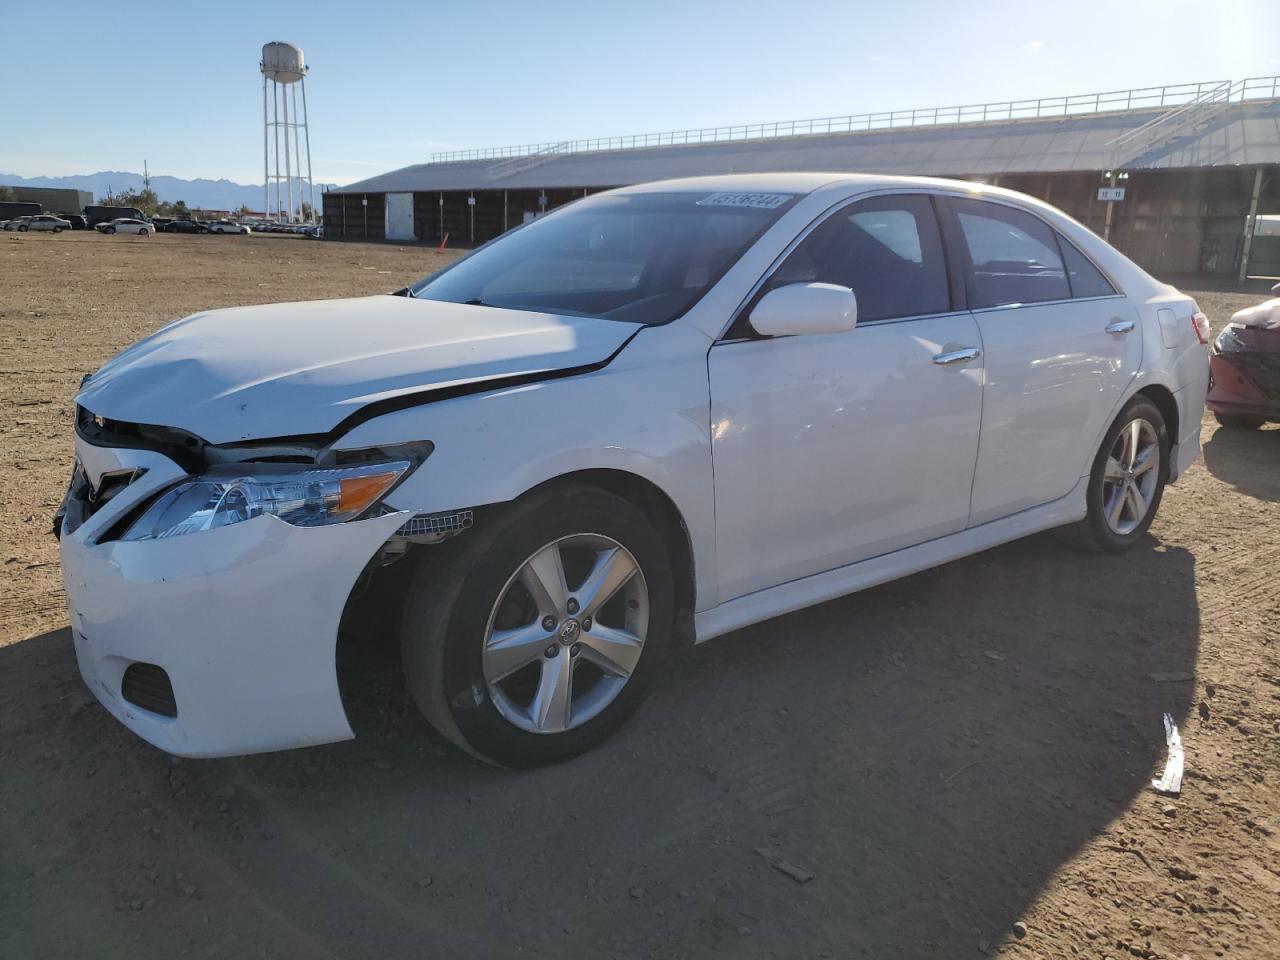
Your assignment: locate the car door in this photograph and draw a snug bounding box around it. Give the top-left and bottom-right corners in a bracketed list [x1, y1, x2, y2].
[708, 193, 984, 601]
[941, 196, 1141, 526]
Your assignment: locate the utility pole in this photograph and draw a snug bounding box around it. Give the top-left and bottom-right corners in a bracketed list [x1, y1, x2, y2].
[1103, 171, 1118, 243]
[1238, 167, 1265, 284]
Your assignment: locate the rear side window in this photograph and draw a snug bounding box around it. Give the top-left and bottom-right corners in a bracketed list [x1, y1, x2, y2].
[767, 194, 950, 322]
[952, 199, 1070, 308]
[1058, 238, 1117, 298]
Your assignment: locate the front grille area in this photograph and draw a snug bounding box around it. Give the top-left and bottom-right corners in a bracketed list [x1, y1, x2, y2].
[76, 405, 207, 473]
[121, 662, 177, 718]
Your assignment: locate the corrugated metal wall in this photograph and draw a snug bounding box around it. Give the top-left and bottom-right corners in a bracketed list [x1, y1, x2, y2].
[322, 171, 1278, 279]
[320, 192, 386, 241]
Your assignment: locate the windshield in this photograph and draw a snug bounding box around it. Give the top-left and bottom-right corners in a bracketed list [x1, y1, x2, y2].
[409, 190, 797, 325]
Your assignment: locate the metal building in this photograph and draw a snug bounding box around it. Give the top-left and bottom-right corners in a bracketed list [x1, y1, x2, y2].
[324, 77, 1280, 281]
[0, 186, 93, 215]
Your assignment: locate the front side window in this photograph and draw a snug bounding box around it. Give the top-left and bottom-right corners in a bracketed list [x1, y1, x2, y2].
[952, 198, 1070, 308]
[411, 191, 797, 326]
[763, 194, 950, 323]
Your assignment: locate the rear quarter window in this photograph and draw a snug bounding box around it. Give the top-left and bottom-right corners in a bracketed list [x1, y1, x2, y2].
[952, 199, 1071, 308]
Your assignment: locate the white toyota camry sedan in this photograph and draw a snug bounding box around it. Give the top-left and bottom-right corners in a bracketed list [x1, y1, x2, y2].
[58, 174, 1210, 765]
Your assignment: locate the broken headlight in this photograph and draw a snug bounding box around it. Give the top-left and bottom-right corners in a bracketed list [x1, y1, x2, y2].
[119, 461, 411, 542]
[1213, 323, 1248, 354]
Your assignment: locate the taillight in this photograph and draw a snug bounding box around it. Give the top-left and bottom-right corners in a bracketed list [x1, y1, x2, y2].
[1191, 311, 1210, 345]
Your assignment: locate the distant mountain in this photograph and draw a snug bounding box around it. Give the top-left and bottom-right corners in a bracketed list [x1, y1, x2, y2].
[0, 171, 339, 210]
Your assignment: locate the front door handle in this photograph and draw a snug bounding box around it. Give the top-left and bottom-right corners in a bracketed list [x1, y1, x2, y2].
[1106, 319, 1136, 334]
[933, 347, 981, 365]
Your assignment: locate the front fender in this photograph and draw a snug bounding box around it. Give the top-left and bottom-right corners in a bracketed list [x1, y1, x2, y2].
[333, 324, 720, 610]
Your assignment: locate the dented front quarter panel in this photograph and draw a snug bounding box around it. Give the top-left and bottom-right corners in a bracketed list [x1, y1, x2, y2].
[335, 321, 722, 611]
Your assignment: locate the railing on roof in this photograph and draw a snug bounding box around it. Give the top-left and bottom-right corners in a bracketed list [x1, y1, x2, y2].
[425, 76, 1280, 167]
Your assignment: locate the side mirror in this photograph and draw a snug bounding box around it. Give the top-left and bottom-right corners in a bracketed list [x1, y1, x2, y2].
[749, 282, 858, 337]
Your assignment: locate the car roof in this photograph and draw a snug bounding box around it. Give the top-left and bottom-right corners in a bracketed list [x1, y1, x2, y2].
[608, 171, 1054, 203]
[611, 172, 996, 196]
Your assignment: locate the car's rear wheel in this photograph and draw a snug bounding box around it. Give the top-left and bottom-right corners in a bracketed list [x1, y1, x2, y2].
[1214, 411, 1265, 430]
[1073, 396, 1169, 553]
[401, 483, 674, 767]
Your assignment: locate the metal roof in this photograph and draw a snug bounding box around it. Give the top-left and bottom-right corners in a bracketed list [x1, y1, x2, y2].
[333, 91, 1280, 196]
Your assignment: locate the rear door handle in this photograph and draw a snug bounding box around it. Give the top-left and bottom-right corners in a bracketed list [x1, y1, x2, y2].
[933, 347, 981, 365]
[1105, 319, 1136, 334]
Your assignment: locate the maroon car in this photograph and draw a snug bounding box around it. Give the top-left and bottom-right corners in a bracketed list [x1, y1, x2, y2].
[1208, 282, 1280, 429]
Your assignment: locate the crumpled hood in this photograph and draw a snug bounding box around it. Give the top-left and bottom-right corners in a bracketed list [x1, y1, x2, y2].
[77, 295, 639, 444]
[1230, 297, 1280, 331]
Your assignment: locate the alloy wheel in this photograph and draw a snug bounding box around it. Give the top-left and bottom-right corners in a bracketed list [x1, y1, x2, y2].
[482, 533, 649, 735]
[1102, 418, 1160, 535]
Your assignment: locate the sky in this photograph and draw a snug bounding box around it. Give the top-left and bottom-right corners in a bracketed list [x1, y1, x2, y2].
[2, 0, 1278, 186]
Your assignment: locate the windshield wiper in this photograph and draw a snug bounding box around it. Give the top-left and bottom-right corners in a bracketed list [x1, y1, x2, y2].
[461, 297, 489, 306]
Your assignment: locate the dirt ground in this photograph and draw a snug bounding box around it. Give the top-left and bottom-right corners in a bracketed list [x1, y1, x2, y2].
[2, 230, 1277, 959]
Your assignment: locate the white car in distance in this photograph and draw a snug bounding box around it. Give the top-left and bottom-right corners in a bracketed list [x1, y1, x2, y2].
[208, 219, 251, 235]
[59, 174, 1210, 766]
[20, 214, 72, 233]
[101, 218, 155, 236]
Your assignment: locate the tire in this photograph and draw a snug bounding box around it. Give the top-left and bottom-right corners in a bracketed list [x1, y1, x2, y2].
[138, 228, 148, 236]
[53, 226, 63, 233]
[17, 225, 27, 232]
[1214, 412, 1265, 430]
[1072, 396, 1170, 553]
[106, 227, 115, 234]
[401, 483, 675, 767]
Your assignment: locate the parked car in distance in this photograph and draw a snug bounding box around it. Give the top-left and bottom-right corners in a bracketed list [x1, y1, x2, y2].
[100, 218, 155, 236]
[61, 214, 88, 230]
[4, 216, 33, 231]
[1207, 280, 1280, 429]
[208, 219, 250, 235]
[163, 219, 210, 234]
[59, 173, 1210, 766]
[84, 205, 150, 229]
[22, 214, 73, 233]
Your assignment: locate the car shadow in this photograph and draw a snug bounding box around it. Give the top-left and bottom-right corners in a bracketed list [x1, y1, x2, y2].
[1201, 421, 1280, 501]
[2, 533, 1199, 959]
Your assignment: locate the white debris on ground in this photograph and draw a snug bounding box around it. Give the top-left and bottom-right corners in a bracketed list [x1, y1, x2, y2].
[1152, 712, 1184, 796]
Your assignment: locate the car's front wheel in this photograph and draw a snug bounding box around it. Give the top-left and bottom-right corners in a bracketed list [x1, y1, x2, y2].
[1074, 396, 1169, 553]
[401, 483, 674, 767]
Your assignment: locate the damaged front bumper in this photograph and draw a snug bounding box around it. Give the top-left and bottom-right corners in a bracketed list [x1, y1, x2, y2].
[1207, 329, 1280, 422]
[58, 441, 407, 758]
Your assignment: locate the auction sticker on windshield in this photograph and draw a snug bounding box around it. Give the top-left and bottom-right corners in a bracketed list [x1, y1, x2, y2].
[696, 192, 793, 209]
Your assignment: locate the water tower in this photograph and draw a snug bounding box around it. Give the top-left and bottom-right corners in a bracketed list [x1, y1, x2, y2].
[261, 42, 315, 223]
